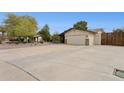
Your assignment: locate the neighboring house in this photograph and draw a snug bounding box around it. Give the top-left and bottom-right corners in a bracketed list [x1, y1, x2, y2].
[34, 35, 43, 43]
[60, 28, 103, 46]
[0, 32, 8, 42]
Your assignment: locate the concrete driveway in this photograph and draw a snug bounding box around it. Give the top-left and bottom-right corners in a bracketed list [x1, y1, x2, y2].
[0, 44, 124, 81]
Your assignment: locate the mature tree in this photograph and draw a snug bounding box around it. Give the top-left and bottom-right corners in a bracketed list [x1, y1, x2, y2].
[4, 14, 20, 37]
[14, 16, 37, 37]
[4, 14, 37, 39]
[113, 28, 124, 32]
[38, 24, 51, 42]
[52, 32, 61, 43]
[73, 21, 88, 30]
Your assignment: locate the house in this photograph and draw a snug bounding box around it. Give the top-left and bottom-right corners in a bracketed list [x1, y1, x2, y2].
[0, 32, 8, 43]
[60, 28, 103, 46]
[34, 35, 43, 43]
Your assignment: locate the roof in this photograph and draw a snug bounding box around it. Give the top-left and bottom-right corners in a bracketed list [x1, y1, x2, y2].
[60, 28, 96, 36]
[34, 35, 41, 37]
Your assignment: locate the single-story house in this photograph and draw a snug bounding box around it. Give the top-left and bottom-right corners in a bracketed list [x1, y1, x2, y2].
[34, 35, 43, 43]
[60, 28, 103, 46]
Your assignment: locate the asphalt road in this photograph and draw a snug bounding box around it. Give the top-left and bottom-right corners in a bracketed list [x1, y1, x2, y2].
[0, 44, 124, 81]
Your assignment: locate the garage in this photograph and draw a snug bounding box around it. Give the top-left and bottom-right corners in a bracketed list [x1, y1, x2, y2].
[62, 28, 101, 45]
[60, 28, 103, 45]
[65, 35, 86, 45]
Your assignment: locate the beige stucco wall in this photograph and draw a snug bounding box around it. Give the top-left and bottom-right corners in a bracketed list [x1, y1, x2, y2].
[65, 29, 95, 45]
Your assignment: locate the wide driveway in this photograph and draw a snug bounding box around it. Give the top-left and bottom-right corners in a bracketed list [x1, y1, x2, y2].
[0, 44, 124, 81]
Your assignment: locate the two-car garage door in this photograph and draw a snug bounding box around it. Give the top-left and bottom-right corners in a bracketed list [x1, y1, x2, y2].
[65, 35, 86, 45]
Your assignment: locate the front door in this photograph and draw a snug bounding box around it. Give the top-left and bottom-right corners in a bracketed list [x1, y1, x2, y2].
[85, 39, 89, 45]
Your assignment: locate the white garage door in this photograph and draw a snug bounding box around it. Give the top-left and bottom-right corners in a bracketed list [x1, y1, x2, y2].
[67, 35, 85, 45]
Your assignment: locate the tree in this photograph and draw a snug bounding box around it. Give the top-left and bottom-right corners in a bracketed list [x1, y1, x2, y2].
[38, 24, 51, 42]
[3, 14, 37, 42]
[52, 32, 61, 43]
[4, 14, 20, 37]
[73, 21, 88, 30]
[14, 16, 37, 37]
[113, 28, 124, 32]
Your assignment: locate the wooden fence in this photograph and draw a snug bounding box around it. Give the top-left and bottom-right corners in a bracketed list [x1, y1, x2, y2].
[101, 32, 124, 46]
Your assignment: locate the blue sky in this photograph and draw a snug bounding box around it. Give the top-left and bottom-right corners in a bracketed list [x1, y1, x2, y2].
[0, 12, 124, 34]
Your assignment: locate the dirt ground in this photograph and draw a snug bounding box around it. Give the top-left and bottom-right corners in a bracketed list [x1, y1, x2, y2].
[0, 44, 124, 81]
[0, 43, 49, 50]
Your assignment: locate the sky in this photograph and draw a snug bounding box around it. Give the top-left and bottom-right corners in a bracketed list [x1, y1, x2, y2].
[0, 12, 124, 34]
